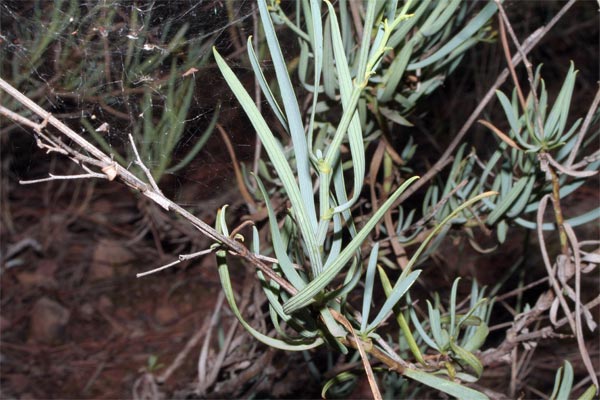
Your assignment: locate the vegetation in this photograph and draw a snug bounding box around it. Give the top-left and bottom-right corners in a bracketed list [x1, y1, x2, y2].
[1, 0, 598, 398]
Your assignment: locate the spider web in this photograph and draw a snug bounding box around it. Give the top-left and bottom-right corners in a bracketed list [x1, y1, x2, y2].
[1, 0, 269, 213]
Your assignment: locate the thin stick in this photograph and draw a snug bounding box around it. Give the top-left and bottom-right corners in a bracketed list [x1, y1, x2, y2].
[0, 105, 41, 131]
[496, 0, 545, 140]
[330, 309, 382, 400]
[0, 77, 298, 296]
[136, 258, 183, 278]
[566, 85, 600, 167]
[196, 296, 224, 394]
[157, 317, 210, 385]
[481, 294, 600, 366]
[136, 248, 214, 278]
[128, 133, 162, 195]
[536, 195, 576, 333]
[216, 123, 256, 208]
[563, 223, 598, 389]
[495, 7, 527, 114]
[179, 248, 214, 261]
[19, 172, 108, 185]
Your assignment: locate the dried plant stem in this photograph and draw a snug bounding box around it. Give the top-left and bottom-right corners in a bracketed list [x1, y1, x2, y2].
[537, 195, 575, 333]
[157, 297, 219, 385]
[546, 163, 569, 255]
[566, 85, 600, 167]
[216, 123, 257, 209]
[0, 76, 298, 296]
[564, 223, 598, 389]
[19, 172, 108, 184]
[330, 309, 382, 400]
[496, 0, 545, 139]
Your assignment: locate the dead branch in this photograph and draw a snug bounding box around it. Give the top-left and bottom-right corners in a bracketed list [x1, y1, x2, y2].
[0, 77, 297, 296]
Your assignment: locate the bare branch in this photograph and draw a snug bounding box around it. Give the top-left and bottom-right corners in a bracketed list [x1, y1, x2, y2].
[19, 172, 108, 185]
[136, 248, 214, 278]
[566, 84, 600, 167]
[0, 105, 41, 131]
[128, 133, 163, 195]
[0, 77, 298, 296]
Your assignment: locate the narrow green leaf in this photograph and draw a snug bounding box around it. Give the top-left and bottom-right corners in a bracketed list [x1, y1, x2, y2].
[463, 322, 489, 352]
[380, 40, 415, 102]
[506, 175, 535, 218]
[353, 0, 376, 81]
[217, 250, 323, 351]
[450, 278, 461, 338]
[378, 266, 426, 364]
[576, 384, 598, 400]
[323, 212, 344, 269]
[419, 0, 452, 36]
[428, 300, 445, 349]
[379, 105, 414, 126]
[495, 90, 523, 143]
[555, 361, 574, 400]
[360, 243, 380, 332]
[306, 0, 323, 151]
[247, 37, 288, 132]
[366, 270, 421, 332]
[449, 339, 483, 378]
[322, 15, 337, 99]
[408, 1, 498, 70]
[255, 176, 306, 290]
[213, 47, 322, 275]
[389, 0, 431, 48]
[422, 0, 462, 37]
[403, 368, 489, 400]
[321, 372, 356, 399]
[324, 0, 365, 214]
[409, 306, 439, 351]
[214, 209, 323, 351]
[257, 0, 318, 235]
[283, 176, 420, 314]
[550, 364, 564, 400]
[486, 176, 529, 225]
[544, 62, 577, 140]
[496, 219, 508, 243]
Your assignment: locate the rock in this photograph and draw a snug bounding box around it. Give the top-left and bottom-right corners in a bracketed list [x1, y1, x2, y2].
[8, 373, 29, 393]
[16, 271, 57, 289]
[79, 303, 94, 321]
[0, 315, 10, 332]
[97, 295, 113, 311]
[155, 305, 178, 326]
[92, 239, 136, 265]
[29, 297, 70, 344]
[89, 239, 136, 281]
[88, 263, 114, 281]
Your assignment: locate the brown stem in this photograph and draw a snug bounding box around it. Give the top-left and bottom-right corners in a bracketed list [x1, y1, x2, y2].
[546, 161, 569, 255]
[0, 77, 298, 296]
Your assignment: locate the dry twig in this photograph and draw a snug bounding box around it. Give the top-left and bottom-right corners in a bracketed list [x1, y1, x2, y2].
[0, 76, 297, 296]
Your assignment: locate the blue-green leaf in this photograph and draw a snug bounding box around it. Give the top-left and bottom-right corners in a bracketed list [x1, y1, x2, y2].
[360, 242, 380, 333]
[257, 0, 318, 236]
[366, 270, 421, 332]
[213, 46, 323, 276]
[283, 176, 420, 313]
[403, 368, 489, 400]
[408, 1, 498, 70]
